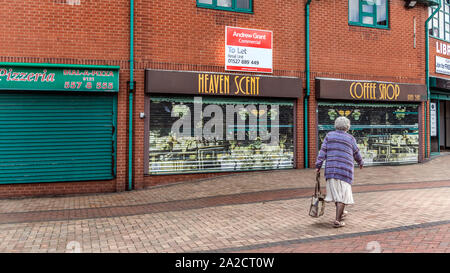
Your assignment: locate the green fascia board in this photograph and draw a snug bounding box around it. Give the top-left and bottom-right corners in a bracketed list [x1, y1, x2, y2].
[429, 77, 450, 93]
[0, 63, 120, 92]
[430, 93, 450, 100]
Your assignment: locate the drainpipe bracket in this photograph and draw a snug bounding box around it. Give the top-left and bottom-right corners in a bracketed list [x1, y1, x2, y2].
[127, 81, 136, 93]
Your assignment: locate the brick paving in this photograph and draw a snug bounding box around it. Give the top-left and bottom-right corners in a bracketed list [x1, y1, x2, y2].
[236, 223, 450, 253]
[0, 155, 449, 253]
[0, 154, 449, 214]
[0, 179, 449, 225]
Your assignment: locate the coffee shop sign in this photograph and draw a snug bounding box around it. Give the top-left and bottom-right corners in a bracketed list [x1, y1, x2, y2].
[349, 82, 401, 101]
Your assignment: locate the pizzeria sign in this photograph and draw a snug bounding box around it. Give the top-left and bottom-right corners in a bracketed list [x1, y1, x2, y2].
[0, 63, 119, 92]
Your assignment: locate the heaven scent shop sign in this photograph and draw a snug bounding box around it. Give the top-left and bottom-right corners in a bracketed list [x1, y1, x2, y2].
[225, 26, 273, 73]
[0, 63, 119, 92]
[315, 78, 427, 102]
[145, 70, 301, 98]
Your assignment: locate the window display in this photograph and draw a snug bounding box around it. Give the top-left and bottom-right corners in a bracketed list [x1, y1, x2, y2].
[148, 96, 294, 174]
[318, 102, 419, 165]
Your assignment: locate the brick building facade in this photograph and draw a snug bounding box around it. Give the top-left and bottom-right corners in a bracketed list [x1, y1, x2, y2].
[0, 0, 130, 197]
[0, 0, 439, 197]
[308, 0, 429, 168]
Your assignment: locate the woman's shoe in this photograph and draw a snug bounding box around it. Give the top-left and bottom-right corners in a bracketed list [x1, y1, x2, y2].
[333, 220, 346, 228]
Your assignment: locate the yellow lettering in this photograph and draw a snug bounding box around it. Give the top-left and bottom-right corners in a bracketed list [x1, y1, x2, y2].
[209, 75, 215, 93]
[354, 82, 363, 99]
[219, 75, 223, 94]
[387, 84, 395, 100]
[204, 74, 209, 93]
[198, 74, 204, 93]
[363, 83, 368, 99]
[379, 84, 385, 100]
[213, 75, 220, 94]
[234, 76, 240, 95]
[372, 83, 376, 99]
[245, 77, 250, 95]
[239, 77, 246, 95]
[224, 76, 229, 94]
[395, 85, 400, 100]
[250, 77, 256, 95]
[256, 77, 260, 95]
[349, 82, 356, 98]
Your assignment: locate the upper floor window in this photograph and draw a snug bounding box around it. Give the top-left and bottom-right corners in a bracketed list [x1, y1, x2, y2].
[197, 0, 253, 13]
[429, 1, 450, 41]
[349, 0, 388, 29]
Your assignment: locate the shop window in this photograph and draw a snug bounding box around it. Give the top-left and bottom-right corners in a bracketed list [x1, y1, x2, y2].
[146, 96, 294, 175]
[349, 0, 388, 29]
[318, 103, 419, 166]
[429, 1, 450, 41]
[197, 0, 253, 13]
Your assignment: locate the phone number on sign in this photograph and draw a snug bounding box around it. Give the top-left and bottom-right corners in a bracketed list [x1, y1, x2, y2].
[64, 81, 114, 90]
[227, 59, 260, 65]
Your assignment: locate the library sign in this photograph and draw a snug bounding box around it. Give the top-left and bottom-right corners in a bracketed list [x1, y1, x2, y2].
[315, 78, 427, 102]
[0, 63, 119, 92]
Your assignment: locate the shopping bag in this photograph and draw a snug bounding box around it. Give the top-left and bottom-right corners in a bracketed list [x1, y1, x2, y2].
[309, 172, 325, 218]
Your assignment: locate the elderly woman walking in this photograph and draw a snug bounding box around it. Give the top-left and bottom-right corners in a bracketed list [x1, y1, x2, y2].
[315, 116, 364, 228]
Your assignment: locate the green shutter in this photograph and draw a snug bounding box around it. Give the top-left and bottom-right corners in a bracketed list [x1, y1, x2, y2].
[0, 92, 115, 184]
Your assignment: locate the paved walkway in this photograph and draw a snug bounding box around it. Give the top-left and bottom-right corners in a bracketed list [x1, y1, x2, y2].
[0, 155, 449, 253]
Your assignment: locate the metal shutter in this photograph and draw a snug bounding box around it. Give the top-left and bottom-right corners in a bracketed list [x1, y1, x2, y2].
[0, 92, 115, 184]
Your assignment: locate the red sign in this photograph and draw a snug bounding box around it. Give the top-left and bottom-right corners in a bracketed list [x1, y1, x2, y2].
[225, 27, 273, 73]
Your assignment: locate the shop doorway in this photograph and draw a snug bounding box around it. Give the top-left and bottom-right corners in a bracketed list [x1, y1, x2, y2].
[431, 100, 450, 153]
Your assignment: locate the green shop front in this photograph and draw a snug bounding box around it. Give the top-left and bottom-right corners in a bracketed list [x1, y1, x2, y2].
[429, 76, 450, 153]
[0, 63, 119, 184]
[315, 78, 427, 166]
[144, 70, 302, 175]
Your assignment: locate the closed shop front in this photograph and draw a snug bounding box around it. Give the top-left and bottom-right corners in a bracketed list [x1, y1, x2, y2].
[144, 70, 301, 175]
[0, 63, 119, 184]
[315, 78, 427, 166]
[430, 76, 450, 153]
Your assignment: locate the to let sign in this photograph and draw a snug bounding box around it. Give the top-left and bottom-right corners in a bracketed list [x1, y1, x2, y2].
[225, 26, 273, 73]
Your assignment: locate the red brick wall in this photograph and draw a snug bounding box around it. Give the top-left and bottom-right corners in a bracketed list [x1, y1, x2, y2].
[0, 0, 130, 197]
[308, 0, 428, 167]
[0, 0, 433, 196]
[133, 0, 307, 188]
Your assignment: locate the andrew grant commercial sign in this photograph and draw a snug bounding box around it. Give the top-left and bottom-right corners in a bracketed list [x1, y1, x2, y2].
[225, 27, 273, 73]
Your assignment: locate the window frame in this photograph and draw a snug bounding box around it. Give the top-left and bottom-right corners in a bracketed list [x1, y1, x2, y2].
[348, 0, 389, 30]
[429, 1, 450, 42]
[196, 0, 253, 14]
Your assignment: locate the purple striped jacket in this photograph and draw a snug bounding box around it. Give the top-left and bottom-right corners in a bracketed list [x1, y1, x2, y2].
[315, 130, 364, 184]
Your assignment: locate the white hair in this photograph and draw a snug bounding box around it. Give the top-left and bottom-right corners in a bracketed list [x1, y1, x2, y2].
[335, 116, 351, 131]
